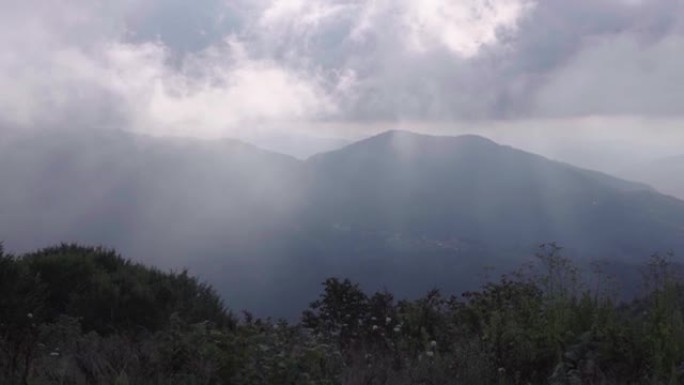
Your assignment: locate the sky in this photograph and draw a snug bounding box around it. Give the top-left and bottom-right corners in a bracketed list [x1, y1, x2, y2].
[1, 0, 683, 151]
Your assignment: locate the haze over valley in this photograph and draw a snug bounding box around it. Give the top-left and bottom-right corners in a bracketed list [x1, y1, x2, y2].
[2, 128, 683, 316]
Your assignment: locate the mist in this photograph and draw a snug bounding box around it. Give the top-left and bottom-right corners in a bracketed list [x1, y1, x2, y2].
[2, 0, 684, 317]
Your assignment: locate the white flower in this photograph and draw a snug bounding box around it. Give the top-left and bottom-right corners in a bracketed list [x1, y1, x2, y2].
[50, 352, 60, 357]
[426, 351, 434, 357]
[372, 325, 379, 331]
[430, 340, 437, 348]
[385, 317, 392, 324]
[27, 313, 33, 319]
[393, 326, 401, 332]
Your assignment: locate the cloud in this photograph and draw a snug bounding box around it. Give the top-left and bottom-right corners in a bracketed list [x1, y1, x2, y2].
[240, 0, 535, 121]
[1, 0, 683, 139]
[533, 33, 684, 117]
[237, 0, 684, 122]
[120, 38, 338, 137]
[401, 0, 533, 56]
[0, 1, 337, 138]
[252, 0, 532, 57]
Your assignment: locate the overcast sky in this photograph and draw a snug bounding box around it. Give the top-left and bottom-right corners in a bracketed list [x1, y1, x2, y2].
[1, 0, 683, 146]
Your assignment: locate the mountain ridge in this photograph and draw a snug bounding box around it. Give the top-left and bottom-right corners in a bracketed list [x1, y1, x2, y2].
[1, 129, 683, 316]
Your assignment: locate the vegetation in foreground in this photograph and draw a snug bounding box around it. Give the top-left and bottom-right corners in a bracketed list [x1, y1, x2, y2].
[1, 243, 684, 385]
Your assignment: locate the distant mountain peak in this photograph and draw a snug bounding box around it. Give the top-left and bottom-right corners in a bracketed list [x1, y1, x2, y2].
[370, 130, 497, 145]
[308, 130, 502, 164]
[358, 130, 501, 150]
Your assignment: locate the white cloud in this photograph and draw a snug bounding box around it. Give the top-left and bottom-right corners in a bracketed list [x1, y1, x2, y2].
[402, 0, 533, 56]
[534, 33, 684, 117]
[1, 0, 684, 139]
[0, 0, 537, 136]
[92, 37, 336, 137]
[0, 1, 338, 137]
[252, 0, 532, 57]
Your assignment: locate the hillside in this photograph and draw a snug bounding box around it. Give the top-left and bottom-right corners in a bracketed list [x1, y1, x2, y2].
[306, 131, 683, 257]
[2, 130, 684, 316]
[618, 154, 684, 200]
[0, 129, 305, 256]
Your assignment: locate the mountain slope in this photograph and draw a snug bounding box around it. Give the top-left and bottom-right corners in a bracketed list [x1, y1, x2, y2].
[306, 130, 684, 259]
[0, 130, 306, 262]
[2, 129, 684, 317]
[617, 154, 684, 200]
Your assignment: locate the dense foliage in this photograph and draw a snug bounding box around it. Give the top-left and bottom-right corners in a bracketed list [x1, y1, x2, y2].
[1, 243, 684, 384]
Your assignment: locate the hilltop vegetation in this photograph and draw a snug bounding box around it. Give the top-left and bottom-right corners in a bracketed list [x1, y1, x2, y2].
[2, 243, 684, 384]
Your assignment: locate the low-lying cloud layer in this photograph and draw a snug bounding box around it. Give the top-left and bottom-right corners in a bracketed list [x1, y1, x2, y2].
[1, 0, 683, 139]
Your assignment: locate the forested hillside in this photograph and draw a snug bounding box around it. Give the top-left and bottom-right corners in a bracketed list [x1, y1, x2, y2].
[2, 243, 684, 385]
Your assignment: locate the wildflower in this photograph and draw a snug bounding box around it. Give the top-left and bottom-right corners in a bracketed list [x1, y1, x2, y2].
[372, 325, 379, 331]
[393, 326, 401, 333]
[27, 313, 33, 319]
[50, 352, 60, 357]
[426, 351, 434, 357]
[385, 317, 392, 324]
[430, 340, 437, 348]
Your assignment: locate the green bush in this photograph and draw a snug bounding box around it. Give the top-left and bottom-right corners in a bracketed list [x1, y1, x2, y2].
[2, 243, 684, 384]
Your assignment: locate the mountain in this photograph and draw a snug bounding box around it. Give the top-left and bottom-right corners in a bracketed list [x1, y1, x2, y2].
[237, 131, 351, 159]
[0, 130, 308, 296]
[616, 154, 684, 200]
[297, 131, 684, 303]
[2, 129, 684, 316]
[306, 130, 681, 257]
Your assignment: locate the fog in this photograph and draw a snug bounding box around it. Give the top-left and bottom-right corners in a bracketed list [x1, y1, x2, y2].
[2, 123, 682, 317]
[1, 0, 684, 316]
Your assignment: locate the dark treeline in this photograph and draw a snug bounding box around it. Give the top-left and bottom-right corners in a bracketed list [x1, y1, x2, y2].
[1, 243, 684, 385]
